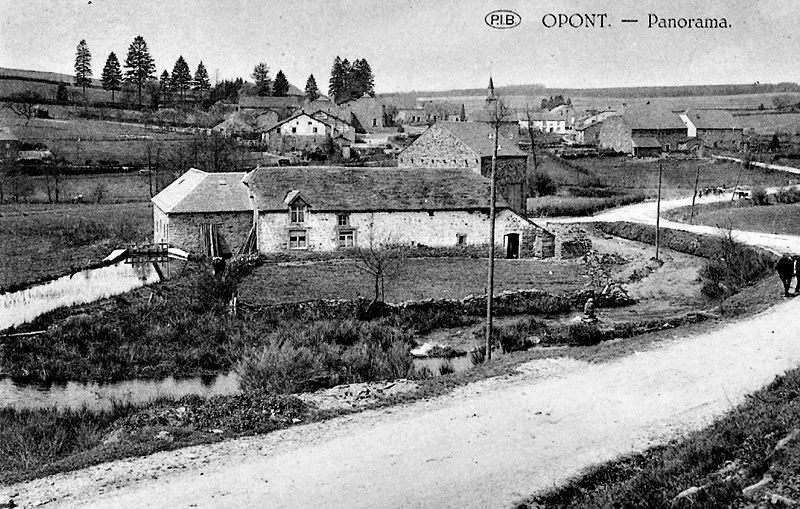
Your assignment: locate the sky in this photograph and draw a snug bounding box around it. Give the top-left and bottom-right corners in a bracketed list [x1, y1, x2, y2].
[0, 0, 797, 93]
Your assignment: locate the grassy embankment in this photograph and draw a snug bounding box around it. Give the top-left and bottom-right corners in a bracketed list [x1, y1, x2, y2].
[515, 366, 800, 508]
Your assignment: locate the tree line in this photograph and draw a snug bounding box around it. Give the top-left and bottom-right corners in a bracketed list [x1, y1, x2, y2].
[71, 38, 378, 109]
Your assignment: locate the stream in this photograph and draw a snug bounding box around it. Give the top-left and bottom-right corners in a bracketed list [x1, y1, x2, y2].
[0, 261, 162, 330]
[0, 373, 241, 411]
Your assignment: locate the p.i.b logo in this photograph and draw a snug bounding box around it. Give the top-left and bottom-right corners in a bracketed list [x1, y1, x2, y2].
[485, 10, 522, 29]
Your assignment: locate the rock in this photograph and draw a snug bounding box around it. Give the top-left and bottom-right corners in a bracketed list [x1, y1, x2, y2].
[769, 493, 797, 507]
[674, 486, 703, 501]
[291, 418, 302, 424]
[742, 475, 772, 499]
[102, 428, 124, 445]
[773, 428, 800, 454]
[156, 430, 173, 442]
[210, 429, 224, 434]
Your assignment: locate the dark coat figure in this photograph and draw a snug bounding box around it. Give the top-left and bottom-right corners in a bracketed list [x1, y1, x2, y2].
[776, 255, 799, 297]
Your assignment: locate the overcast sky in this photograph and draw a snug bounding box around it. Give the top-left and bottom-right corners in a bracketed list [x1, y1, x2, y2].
[0, 0, 796, 93]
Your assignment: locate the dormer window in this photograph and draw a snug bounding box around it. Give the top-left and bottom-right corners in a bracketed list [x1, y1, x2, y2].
[290, 204, 305, 223]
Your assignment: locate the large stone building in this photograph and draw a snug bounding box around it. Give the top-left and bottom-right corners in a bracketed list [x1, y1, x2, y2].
[397, 121, 529, 215]
[679, 109, 744, 151]
[152, 167, 554, 259]
[337, 93, 390, 132]
[599, 105, 688, 156]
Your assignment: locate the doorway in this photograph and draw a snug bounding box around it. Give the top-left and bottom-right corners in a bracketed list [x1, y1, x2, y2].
[505, 233, 520, 259]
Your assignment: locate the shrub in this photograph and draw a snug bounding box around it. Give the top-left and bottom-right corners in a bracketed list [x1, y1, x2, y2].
[528, 170, 559, 197]
[751, 187, 769, 206]
[438, 360, 455, 376]
[775, 187, 800, 204]
[474, 317, 548, 353]
[470, 345, 486, 365]
[567, 321, 603, 346]
[699, 229, 774, 298]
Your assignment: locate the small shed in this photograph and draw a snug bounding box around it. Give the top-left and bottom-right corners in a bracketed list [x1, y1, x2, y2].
[631, 137, 661, 158]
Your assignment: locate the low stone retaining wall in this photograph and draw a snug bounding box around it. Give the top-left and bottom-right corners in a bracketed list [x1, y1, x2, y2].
[240, 286, 635, 322]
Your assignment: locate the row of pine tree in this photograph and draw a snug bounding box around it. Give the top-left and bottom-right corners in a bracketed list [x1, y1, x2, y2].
[74, 36, 376, 108]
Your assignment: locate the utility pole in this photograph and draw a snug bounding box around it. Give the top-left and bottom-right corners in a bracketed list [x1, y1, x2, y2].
[690, 165, 700, 224]
[655, 162, 662, 261]
[485, 77, 499, 361]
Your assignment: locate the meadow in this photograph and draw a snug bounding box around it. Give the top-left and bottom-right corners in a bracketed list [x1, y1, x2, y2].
[239, 257, 587, 305]
[0, 201, 152, 291]
[666, 200, 800, 236]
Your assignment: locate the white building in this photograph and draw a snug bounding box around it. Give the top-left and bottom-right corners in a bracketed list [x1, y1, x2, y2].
[152, 167, 555, 259]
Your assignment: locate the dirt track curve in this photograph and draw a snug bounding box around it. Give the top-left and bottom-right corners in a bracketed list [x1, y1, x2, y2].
[5, 296, 800, 508]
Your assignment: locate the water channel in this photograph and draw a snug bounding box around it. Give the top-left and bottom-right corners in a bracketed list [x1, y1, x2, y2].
[0, 373, 241, 411]
[0, 261, 161, 330]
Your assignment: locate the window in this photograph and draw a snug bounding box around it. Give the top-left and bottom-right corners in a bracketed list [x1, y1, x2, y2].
[428, 211, 435, 217]
[313, 127, 318, 134]
[372, 118, 378, 127]
[338, 231, 355, 248]
[289, 230, 307, 249]
[457, 234, 467, 245]
[291, 127, 297, 134]
[337, 213, 350, 226]
[290, 204, 305, 223]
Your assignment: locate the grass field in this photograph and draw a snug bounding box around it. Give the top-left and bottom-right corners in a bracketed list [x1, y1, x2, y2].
[539, 156, 795, 198]
[666, 201, 800, 236]
[14, 172, 172, 204]
[239, 257, 587, 305]
[0, 108, 195, 166]
[0, 201, 152, 291]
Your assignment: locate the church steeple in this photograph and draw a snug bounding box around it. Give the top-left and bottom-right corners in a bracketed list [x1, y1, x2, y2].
[486, 76, 496, 104]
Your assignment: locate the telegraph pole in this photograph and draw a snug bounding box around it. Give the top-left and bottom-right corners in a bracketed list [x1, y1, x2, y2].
[655, 163, 662, 261]
[690, 165, 700, 224]
[485, 77, 500, 361]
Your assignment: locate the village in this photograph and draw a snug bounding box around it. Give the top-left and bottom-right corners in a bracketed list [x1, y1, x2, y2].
[3, 3, 800, 507]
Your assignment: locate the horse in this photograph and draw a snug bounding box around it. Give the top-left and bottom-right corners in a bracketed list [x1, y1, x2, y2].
[776, 255, 800, 297]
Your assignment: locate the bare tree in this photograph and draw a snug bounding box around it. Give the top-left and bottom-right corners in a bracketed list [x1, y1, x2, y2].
[5, 91, 43, 126]
[523, 103, 539, 171]
[144, 140, 162, 197]
[353, 232, 408, 303]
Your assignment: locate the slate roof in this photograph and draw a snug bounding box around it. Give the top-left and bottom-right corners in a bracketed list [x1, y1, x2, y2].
[623, 105, 686, 130]
[437, 121, 526, 157]
[243, 166, 510, 212]
[238, 95, 303, 109]
[212, 116, 254, 133]
[152, 169, 252, 213]
[683, 110, 740, 130]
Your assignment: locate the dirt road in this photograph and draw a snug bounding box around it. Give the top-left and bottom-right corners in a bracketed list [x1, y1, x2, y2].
[5, 297, 800, 508]
[547, 194, 800, 255]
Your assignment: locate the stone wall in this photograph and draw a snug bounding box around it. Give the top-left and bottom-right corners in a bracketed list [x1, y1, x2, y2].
[164, 211, 252, 255]
[698, 129, 744, 151]
[397, 124, 480, 170]
[256, 207, 550, 257]
[480, 156, 529, 215]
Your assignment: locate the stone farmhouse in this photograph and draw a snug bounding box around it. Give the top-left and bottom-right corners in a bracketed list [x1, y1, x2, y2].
[263, 110, 356, 152]
[152, 167, 554, 259]
[397, 121, 529, 215]
[337, 93, 391, 132]
[599, 105, 688, 156]
[679, 109, 744, 151]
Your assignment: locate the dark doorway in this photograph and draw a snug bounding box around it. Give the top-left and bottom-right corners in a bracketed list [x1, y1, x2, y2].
[505, 233, 520, 259]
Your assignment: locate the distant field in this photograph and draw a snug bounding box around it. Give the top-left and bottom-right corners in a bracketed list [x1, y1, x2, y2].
[538, 156, 795, 198]
[0, 202, 152, 290]
[735, 112, 800, 134]
[0, 108, 196, 166]
[416, 93, 800, 116]
[22, 172, 170, 204]
[666, 201, 800, 236]
[240, 257, 587, 305]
